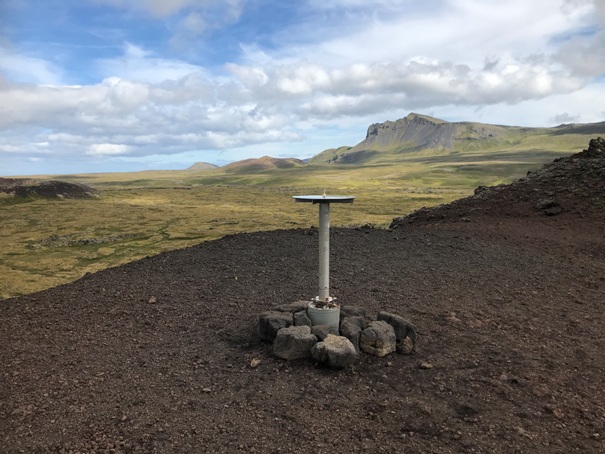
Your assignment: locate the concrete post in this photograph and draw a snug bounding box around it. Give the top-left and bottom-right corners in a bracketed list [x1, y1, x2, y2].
[318, 202, 330, 301]
[293, 194, 354, 303]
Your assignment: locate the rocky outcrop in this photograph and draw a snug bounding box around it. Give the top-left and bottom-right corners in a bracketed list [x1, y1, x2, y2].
[362, 113, 456, 151]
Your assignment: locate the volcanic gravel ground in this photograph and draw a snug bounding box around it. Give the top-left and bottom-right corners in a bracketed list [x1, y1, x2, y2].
[1, 143, 605, 453]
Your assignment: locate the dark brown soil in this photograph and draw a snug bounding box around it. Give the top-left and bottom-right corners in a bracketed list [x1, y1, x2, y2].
[1, 142, 605, 453]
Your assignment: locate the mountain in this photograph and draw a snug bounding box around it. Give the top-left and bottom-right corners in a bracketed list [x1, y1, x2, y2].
[186, 162, 219, 171]
[310, 113, 605, 164]
[222, 156, 307, 173]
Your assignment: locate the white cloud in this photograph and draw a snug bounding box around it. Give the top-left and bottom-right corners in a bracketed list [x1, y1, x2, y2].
[0, 144, 21, 153]
[0, 47, 64, 85]
[93, 0, 246, 48]
[93, 0, 245, 19]
[96, 43, 204, 83]
[1, 0, 605, 173]
[181, 11, 206, 33]
[88, 143, 132, 156]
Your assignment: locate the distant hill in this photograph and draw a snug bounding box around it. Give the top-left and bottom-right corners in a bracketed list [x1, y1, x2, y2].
[186, 162, 218, 172]
[0, 178, 98, 199]
[222, 156, 307, 173]
[310, 113, 605, 164]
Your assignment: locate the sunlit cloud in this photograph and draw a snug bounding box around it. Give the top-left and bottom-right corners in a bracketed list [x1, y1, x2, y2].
[1, 0, 604, 174]
[87, 143, 132, 156]
[0, 48, 64, 85]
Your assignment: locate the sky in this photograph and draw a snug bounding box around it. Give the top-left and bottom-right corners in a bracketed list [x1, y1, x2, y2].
[1, 0, 604, 176]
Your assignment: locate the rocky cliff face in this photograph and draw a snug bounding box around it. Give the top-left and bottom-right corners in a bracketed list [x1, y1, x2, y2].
[315, 112, 523, 164]
[359, 112, 519, 152]
[361, 113, 456, 151]
[312, 113, 605, 165]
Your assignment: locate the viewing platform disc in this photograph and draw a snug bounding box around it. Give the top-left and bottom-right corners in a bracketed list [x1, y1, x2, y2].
[293, 195, 355, 204]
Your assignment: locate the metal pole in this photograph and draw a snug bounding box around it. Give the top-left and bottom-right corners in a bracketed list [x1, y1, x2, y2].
[318, 202, 330, 301]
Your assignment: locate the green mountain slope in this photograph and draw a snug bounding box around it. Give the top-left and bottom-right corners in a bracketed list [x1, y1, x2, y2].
[222, 156, 307, 173]
[186, 162, 219, 171]
[309, 113, 605, 165]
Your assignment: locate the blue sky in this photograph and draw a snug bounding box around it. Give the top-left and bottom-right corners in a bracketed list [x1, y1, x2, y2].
[1, 0, 604, 175]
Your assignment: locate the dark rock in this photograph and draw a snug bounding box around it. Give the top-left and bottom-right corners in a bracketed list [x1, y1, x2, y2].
[311, 324, 339, 341]
[339, 319, 363, 353]
[340, 305, 368, 320]
[543, 205, 563, 216]
[397, 337, 415, 355]
[584, 137, 605, 157]
[377, 311, 418, 345]
[273, 326, 317, 360]
[258, 311, 293, 342]
[474, 185, 488, 195]
[311, 335, 358, 369]
[271, 301, 310, 313]
[293, 310, 312, 327]
[360, 321, 396, 357]
[355, 223, 375, 232]
[535, 199, 563, 216]
[340, 315, 366, 330]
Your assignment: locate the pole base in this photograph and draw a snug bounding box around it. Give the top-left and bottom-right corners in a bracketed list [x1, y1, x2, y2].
[312, 296, 338, 309]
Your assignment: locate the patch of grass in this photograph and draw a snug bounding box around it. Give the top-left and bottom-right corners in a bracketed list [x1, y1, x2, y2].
[0, 181, 469, 299]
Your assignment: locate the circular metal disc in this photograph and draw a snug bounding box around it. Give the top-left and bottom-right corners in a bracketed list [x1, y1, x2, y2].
[293, 195, 355, 203]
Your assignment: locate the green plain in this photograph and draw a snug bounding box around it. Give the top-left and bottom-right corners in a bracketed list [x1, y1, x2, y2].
[0, 131, 598, 299]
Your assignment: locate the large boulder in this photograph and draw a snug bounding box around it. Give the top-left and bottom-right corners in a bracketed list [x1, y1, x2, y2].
[341, 315, 366, 330]
[272, 301, 310, 313]
[311, 335, 358, 369]
[340, 305, 369, 320]
[259, 311, 293, 342]
[311, 324, 340, 341]
[273, 326, 318, 360]
[360, 321, 396, 357]
[377, 311, 417, 345]
[293, 310, 312, 327]
[339, 319, 363, 353]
